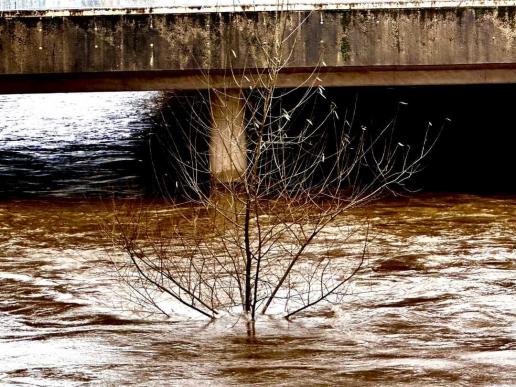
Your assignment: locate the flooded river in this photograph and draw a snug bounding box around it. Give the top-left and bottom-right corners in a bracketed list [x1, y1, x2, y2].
[0, 195, 514, 385]
[0, 93, 515, 385]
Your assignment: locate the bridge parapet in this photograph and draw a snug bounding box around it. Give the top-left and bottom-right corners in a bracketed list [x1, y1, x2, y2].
[1, 3, 516, 92]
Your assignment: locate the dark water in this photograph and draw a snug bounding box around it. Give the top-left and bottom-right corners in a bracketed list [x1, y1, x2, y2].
[0, 93, 155, 198]
[0, 92, 515, 385]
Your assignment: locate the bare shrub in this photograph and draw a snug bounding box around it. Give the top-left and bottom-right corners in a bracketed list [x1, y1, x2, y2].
[109, 9, 444, 322]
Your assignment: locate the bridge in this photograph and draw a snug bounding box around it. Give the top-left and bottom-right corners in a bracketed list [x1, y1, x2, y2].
[2, 0, 516, 180]
[2, 0, 516, 93]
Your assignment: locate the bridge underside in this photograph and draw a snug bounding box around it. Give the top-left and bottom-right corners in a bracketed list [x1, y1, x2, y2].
[1, 65, 516, 93]
[0, 64, 516, 94]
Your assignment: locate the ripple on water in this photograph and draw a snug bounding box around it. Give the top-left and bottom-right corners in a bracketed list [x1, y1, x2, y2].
[0, 195, 515, 385]
[0, 92, 157, 198]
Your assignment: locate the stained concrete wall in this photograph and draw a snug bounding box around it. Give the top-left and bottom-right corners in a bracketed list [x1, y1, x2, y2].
[1, 7, 516, 90]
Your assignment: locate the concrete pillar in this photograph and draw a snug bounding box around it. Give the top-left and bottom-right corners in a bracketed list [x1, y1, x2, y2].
[209, 89, 247, 183]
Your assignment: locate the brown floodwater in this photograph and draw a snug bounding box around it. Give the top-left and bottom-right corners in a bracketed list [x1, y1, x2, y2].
[0, 91, 515, 385]
[0, 194, 514, 385]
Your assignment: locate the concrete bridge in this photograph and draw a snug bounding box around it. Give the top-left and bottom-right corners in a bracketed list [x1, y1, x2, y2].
[2, 1, 516, 93]
[2, 0, 516, 180]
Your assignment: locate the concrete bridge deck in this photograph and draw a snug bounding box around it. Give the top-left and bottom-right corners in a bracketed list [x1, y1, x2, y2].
[2, 1, 516, 93]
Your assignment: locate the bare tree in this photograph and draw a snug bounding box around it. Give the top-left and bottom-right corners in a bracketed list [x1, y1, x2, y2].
[109, 9, 443, 322]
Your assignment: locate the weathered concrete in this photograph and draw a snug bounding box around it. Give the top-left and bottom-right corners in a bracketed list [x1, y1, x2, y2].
[2, 6, 516, 92]
[209, 89, 247, 182]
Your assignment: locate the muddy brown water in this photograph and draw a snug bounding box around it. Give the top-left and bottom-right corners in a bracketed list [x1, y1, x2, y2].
[0, 92, 515, 385]
[0, 195, 514, 385]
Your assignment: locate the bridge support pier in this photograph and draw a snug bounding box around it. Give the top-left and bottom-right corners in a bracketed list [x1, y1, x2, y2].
[209, 89, 247, 184]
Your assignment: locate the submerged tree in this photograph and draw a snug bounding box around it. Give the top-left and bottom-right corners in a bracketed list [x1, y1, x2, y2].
[109, 9, 444, 321]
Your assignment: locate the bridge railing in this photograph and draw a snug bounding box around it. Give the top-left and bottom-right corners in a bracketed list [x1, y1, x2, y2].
[5, 0, 363, 10]
[1, 0, 514, 13]
[0, 0, 170, 10]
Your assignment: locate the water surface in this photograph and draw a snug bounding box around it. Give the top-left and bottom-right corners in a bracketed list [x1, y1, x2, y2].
[0, 195, 514, 385]
[0, 92, 156, 198]
[0, 92, 514, 385]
